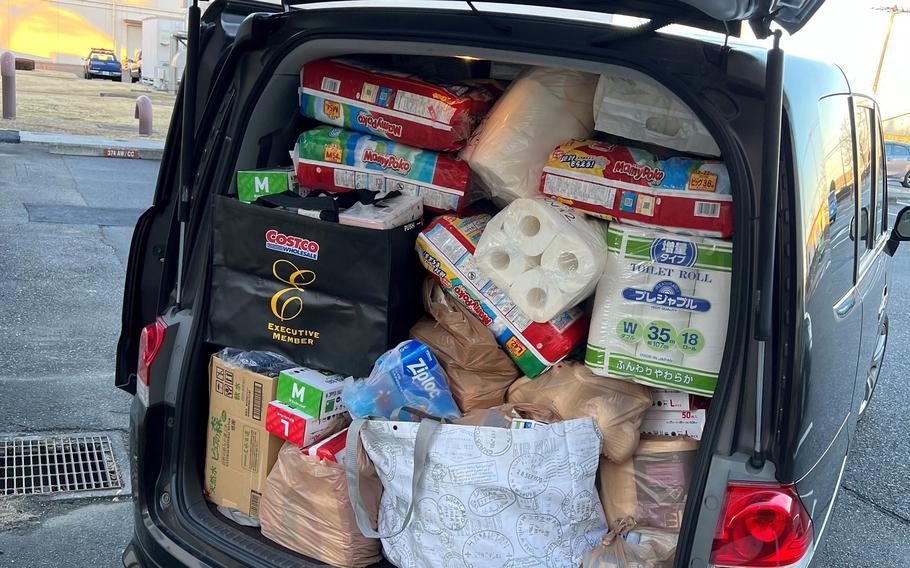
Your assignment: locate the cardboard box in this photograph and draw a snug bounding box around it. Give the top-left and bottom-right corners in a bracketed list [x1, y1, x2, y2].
[641, 409, 706, 440]
[303, 428, 347, 464]
[649, 388, 711, 411]
[236, 168, 299, 203]
[205, 356, 283, 518]
[276, 367, 347, 420]
[265, 401, 342, 447]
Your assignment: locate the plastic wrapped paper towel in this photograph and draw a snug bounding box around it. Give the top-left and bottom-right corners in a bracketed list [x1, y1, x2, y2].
[593, 65, 721, 157]
[416, 213, 588, 378]
[475, 197, 609, 322]
[459, 66, 597, 204]
[540, 139, 733, 237]
[585, 224, 731, 396]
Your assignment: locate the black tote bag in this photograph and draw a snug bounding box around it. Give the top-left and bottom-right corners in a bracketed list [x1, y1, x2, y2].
[208, 195, 423, 377]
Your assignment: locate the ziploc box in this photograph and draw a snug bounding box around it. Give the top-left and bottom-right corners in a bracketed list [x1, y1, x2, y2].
[416, 214, 588, 378]
[236, 167, 300, 203]
[265, 401, 342, 447]
[276, 367, 347, 420]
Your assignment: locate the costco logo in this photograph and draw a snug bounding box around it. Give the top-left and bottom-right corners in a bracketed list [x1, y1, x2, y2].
[265, 229, 319, 260]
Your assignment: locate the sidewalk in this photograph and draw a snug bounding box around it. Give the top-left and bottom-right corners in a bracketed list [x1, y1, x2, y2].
[0, 130, 164, 159]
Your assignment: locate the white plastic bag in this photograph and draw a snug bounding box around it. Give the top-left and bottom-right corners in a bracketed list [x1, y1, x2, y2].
[475, 197, 609, 322]
[593, 66, 720, 157]
[460, 67, 597, 204]
[345, 417, 608, 568]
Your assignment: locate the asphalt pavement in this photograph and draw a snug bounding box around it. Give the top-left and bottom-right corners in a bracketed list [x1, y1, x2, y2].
[0, 142, 908, 566]
[0, 143, 153, 567]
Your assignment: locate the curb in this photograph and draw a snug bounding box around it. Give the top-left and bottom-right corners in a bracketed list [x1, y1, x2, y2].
[0, 130, 164, 160]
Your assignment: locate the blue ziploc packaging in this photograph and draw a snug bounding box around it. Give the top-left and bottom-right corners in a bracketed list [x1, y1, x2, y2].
[342, 340, 462, 421]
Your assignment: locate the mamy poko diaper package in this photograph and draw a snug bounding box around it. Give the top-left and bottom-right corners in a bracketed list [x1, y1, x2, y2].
[300, 58, 499, 152]
[293, 125, 473, 212]
[586, 224, 731, 396]
[540, 139, 733, 237]
[416, 214, 588, 378]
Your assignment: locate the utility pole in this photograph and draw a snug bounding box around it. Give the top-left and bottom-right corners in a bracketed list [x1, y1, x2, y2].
[873, 5, 910, 94]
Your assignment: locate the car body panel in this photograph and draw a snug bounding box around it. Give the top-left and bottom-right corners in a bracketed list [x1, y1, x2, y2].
[885, 141, 910, 183]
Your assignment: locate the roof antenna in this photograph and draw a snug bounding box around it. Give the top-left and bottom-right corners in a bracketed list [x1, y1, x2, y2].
[465, 1, 512, 34]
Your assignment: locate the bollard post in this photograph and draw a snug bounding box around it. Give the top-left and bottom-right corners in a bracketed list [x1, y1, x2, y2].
[135, 95, 152, 136]
[1, 52, 15, 119]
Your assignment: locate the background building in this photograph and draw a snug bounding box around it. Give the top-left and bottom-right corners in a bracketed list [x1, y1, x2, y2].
[0, 0, 197, 68]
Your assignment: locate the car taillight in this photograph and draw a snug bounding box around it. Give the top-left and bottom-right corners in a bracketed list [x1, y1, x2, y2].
[137, 317, 168, 388]
[711, 483, 813, 567]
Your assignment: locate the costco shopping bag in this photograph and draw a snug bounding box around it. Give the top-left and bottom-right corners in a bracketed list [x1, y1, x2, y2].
[208, 196, 423, 377]
[344, 417, 609, 568]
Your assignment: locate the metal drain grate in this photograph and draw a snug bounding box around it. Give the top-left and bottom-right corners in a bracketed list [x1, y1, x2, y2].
[1, 435, 122, 496]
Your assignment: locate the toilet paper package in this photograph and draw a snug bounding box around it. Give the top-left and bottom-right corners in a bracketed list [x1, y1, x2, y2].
[593, 66, 721, 157]
[300, 58, 499, 152]
[540, 139, 733, 237]
[586, 224, 732, 396]
[460, 67, 597, 204]
[475, 197, 609, 322]
[294, 125, 472, 212]
[416, 213, 588, 378]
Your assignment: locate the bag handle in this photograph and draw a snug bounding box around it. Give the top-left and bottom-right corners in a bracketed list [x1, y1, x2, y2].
[345, 417, 438, 539]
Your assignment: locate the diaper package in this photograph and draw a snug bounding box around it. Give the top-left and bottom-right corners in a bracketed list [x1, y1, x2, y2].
[341, 339, 462, 421]
[416, 214, 588, 378]
[294, 125, 472, 212]
[540, 139, 733, 237]
[593, 66, 721, 157]
[300, 58, 498, 151]
[586, 224, 732, 396]
[460, 67, 597, 204]
[475, 197, 609, 322]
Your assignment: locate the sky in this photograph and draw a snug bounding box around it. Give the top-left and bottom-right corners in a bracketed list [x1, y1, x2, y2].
[762, 0, 910, 118]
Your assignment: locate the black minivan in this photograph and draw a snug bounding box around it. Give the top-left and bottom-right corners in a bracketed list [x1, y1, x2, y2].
[115, 1, 910, 566]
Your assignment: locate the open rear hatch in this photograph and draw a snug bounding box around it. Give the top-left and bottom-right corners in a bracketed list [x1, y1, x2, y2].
[119, 1, 821, 567]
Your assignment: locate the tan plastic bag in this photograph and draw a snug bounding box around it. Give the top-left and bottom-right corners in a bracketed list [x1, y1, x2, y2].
[582, 518, 678, 568]
[410, 279, 519, 411]
[259, 442, 382, 567]
[507, 361, 652, 462]
[598, 437, 699, 531]
[454, 402, 563, 427]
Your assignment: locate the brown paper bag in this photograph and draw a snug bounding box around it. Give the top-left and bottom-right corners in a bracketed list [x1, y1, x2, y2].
[507, 361, 652, 462]
[598, 437, 699, 531]
[410, 279, 519, 411]
[582, 518, 678, 568]
[259, 442, 382, 567]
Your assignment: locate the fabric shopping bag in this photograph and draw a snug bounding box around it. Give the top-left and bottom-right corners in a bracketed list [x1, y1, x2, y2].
[344, 416, 609, 568]
[207, 195, 423, 377]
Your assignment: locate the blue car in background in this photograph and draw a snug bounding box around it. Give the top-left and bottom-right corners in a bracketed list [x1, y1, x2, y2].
[83, 49, 122, 81]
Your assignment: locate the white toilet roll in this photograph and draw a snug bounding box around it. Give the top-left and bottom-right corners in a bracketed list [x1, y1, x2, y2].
[586, 224, 732, 396]
[476, 244, 540, 287]
[507, 267, 571, 323]
[540, 233, 602, 295]
[500, 201, 560, 256]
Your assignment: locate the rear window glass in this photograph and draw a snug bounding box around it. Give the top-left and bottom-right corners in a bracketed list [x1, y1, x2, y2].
[91, 53, 115, 62]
